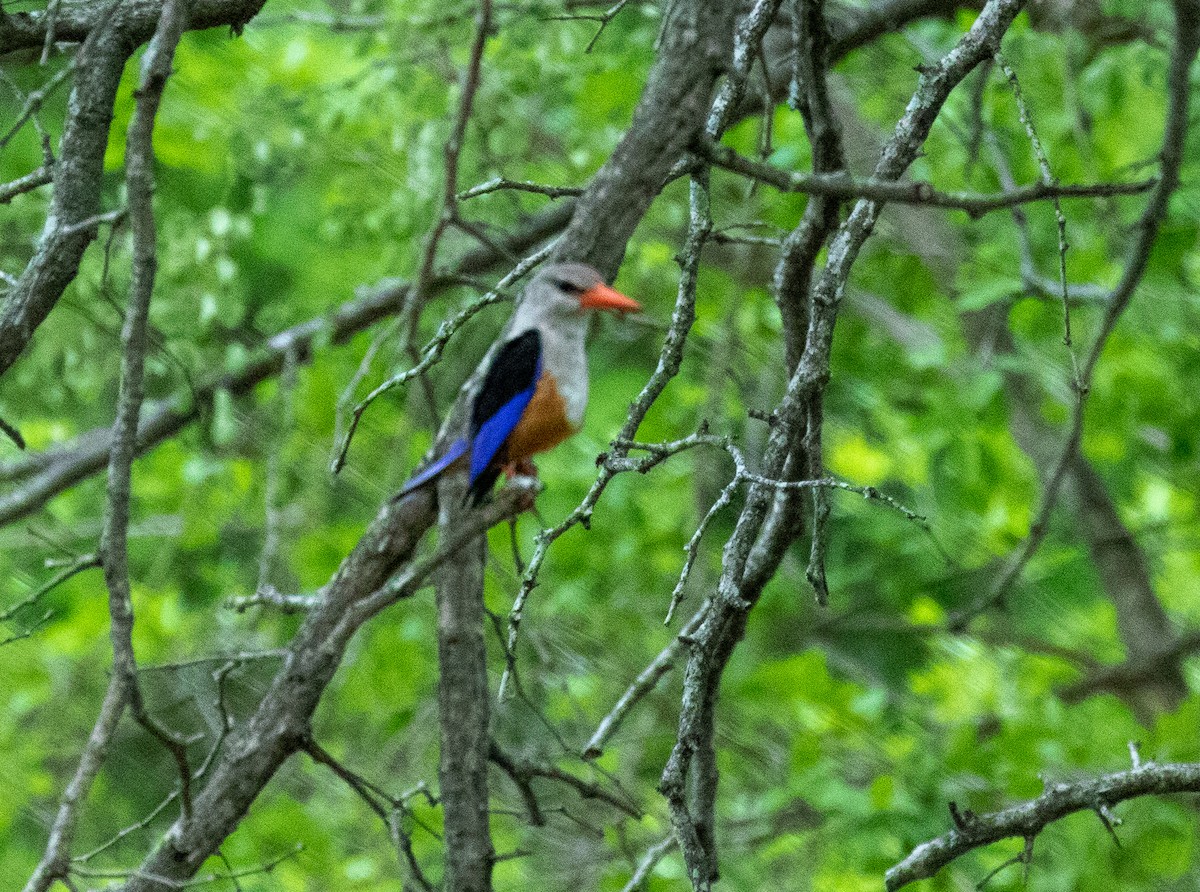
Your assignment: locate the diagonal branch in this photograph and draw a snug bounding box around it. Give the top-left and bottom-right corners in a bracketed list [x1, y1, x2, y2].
[0, 3, 132, 382]
[886, 761, 1200, 890]
[117, 478, 534, 891]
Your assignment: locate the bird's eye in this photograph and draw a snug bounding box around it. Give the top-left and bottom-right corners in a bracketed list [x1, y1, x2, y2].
[554, 278, 584, 295]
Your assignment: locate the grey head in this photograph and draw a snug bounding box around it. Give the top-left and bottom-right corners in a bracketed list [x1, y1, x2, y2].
[515, 262, 641, 326]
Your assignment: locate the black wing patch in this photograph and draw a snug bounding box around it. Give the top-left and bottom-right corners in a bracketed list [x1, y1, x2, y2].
[471, 329, 542, 434]
[466, 329, 542, 504]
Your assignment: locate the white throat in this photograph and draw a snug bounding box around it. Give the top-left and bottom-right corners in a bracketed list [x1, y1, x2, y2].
[510, 303, 589, 428]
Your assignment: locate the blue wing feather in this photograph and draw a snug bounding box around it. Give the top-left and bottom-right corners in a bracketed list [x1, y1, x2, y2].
[398, 330, 542, 501]
[469, 386, 537, 484]
[398, 437, 469, 497]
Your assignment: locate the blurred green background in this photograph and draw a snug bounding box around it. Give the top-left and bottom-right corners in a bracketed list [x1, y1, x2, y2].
[2, 1, 1198, 889]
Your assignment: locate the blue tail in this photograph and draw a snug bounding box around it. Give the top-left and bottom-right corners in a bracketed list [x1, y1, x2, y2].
[398, 438, 469, 498]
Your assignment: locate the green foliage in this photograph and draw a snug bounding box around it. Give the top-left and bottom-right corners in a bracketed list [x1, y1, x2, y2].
[2, 2, 1199, 890]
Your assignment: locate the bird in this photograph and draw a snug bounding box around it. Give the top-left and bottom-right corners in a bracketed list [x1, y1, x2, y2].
[399, 262, 642, 505]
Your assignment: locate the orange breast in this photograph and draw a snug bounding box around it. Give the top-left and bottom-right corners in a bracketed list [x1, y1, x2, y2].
[504, 372, 577, 462]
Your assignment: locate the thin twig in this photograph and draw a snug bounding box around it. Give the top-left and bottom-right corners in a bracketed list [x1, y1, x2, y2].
[994, 53, 1081, 387]
[583, 599, 710, 760]
[71, 844, 304, 885]
[0, 165, 54, 204]
[224, 587, 321, 613]
[0, 65, 71, 151]
[548, 0, 633, 53]
[40, 0, 63, 63]
[302, 738, 435, 891]
[621, 834, 678, 892]
[458, 177, 584, 201]
[698, 136, 1157, 218]
[256, 346, 298, 594]
[2, 553, 100, 623]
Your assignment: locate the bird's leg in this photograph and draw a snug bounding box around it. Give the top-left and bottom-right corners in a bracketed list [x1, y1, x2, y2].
[501, 458, 539, 480]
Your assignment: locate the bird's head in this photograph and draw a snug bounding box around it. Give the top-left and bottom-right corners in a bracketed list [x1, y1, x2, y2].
[527, 263, 642, 319]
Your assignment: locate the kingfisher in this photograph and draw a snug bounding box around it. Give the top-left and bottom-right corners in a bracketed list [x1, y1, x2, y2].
[400, 262, 642, 504]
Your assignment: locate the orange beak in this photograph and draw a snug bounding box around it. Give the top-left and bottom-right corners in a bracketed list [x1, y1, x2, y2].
[579, 282, 642, 314]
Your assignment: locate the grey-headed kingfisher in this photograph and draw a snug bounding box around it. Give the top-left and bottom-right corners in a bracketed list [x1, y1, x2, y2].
[400, 263, 641, 504]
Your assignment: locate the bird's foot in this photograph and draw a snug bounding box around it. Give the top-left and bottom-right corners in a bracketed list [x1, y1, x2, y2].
[500, 460, 541, 514]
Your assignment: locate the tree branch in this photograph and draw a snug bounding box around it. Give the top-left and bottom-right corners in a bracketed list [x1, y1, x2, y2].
[661, 3, 1025, 887]
[0, 3, 132, 382]
[698, 135, 1157, 217]
[23, 4, 189, 888]
[0, 0, 266, 56]
[116, 477, 534, 890]
[886, 761, 1200, 890]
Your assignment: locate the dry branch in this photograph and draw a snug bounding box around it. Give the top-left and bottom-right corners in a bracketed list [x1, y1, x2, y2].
[660, 3, 1025, 887]
[23, 4, 189, 888]
[116, 480, 534, 891]
[0, 0, 266, 56]
[886, 762, 1200, 890]
[699, 136, 1157, 217]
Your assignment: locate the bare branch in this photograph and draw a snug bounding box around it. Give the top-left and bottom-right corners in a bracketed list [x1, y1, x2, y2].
[621, 834, 678, 892]
[23, 4, 188, 888]
[698, 136, 1157, 217]
[994, 53, 1080, 384]
[886, 762, 1200, 890]
[117, 471, 533, 890]
[72, 843, 303, 887]
[0, 164, 54, 204]
[0, 64, 71, 150]
[224, 586, 321, 614]
[75, 657, 247, 867]
[256, 347, 297, 594]
[2, 552, 100, 624]
[1, 3, 131, 381]
[662, 4, 1025, 886]
[489, 741, 642, 822]
[1058, 628, 1200, 705]
[0, 0, 267, 56]
[549, 0, 633, 53]
[458, 177, 584, 201]
[303, 738, 435, 891]
[22, 683, 128, 892]
[583, 600, 710, 760]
